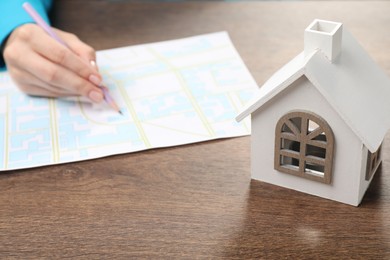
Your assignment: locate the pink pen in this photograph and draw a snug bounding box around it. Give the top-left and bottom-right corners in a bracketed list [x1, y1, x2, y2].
[22, 2, 122, 114]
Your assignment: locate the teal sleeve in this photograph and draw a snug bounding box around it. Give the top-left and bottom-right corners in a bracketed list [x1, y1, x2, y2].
[0, 0, 53, 71]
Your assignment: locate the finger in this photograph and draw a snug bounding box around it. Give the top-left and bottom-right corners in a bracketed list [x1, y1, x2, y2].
[54, 29, 99, 73]
[20, 49, 104, 102]
[55, 30, 100, 72]
[29, 28, 102, 85]
[55, 29, 97, 64]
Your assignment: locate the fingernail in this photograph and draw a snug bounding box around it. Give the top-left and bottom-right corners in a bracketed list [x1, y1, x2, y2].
[89, 74, 101, 86]
[89, 90, 103, 103]
[90, 60, 100, 72]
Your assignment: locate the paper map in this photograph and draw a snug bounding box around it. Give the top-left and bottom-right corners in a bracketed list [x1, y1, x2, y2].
[0, 32, 257, 171]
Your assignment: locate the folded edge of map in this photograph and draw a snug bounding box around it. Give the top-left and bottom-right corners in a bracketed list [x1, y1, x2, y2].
[0, 32, 258, 171]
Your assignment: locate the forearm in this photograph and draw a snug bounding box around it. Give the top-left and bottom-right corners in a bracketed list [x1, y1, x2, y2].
[0, 0, 52, 70]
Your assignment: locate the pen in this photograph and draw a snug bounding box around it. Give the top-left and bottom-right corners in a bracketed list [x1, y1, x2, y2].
[22, 2, 122, 114]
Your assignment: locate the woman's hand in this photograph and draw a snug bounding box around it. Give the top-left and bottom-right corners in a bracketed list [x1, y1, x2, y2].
[3, 23, 104, 103]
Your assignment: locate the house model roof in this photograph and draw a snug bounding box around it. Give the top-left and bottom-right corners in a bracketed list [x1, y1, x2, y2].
[236, 19, 390, 152]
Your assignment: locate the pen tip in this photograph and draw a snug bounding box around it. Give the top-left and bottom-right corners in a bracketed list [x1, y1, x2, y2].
[119, 110, 123, 115]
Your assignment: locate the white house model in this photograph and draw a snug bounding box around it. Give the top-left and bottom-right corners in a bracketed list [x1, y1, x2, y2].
[236, 19, 390, 206]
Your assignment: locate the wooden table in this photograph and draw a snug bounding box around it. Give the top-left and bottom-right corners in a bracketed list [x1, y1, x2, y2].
[1, 1, 390, 258]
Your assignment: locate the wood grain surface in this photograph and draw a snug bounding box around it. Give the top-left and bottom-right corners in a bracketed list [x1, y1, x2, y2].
[1, 1, 390, 258]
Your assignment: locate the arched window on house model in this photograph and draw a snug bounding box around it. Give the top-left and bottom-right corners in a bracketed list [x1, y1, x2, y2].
[274, 111, 335, 184]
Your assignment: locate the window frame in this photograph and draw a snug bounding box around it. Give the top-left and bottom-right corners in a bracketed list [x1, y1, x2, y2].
[274, 111, 335, 184]
[365, 145, 382, 181]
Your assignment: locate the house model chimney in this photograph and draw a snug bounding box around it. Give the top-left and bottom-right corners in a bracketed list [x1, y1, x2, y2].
[304, 19, 343, 62]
